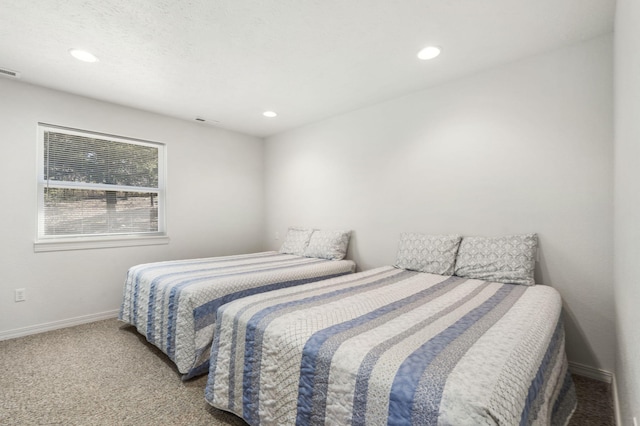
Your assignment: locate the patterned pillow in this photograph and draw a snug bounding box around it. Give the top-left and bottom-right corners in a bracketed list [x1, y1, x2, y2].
[454, 233, 538, 285]
[303, 230, 351, 260]
[394, 233, 462, 275]
[279, 227, 314, 256]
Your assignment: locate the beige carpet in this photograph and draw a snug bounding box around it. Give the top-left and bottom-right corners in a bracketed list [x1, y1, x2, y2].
[0, 318, 613, 425]
[569, 375, 615, 426]
[0, 319, 244, 425]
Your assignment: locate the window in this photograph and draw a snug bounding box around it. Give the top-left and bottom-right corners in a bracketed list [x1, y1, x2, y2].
[35, 124, 167, 251]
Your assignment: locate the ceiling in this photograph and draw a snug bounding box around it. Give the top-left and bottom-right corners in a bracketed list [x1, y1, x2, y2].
[0, 1, 615, 137]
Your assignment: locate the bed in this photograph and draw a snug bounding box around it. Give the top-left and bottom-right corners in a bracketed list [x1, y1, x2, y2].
[205, 241, 576, 425]
[119, 249, 356, 380]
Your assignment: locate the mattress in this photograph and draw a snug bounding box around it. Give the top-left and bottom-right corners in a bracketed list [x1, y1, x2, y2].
[118, 251, 356, 379]
[206, 266, 576, 425]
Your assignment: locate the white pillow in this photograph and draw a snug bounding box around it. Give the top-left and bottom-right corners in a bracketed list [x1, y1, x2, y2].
[394, 233, 462, 275]
[303, 230, 351, 260]
[279, 227, 314, 256]
[454, 233, 538, 285]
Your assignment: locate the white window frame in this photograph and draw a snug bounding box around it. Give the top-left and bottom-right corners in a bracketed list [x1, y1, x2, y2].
[34, 123, 169, 252]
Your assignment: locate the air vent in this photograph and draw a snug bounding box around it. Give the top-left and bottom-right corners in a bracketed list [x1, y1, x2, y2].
[0, 67, 21, 79]
[194, 117, 220, 125]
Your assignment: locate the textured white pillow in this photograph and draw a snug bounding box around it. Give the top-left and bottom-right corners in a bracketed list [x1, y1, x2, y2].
[279, 227, 314, 256]
[454, 233, 538, 285]
[303, 230, 351, 260]
[394, 233, 462, 275]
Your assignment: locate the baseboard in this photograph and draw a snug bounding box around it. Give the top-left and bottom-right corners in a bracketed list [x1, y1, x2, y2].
[0, 309, 119, 341]
[612, 375, 622, 426]
[569, 361, 613, 383]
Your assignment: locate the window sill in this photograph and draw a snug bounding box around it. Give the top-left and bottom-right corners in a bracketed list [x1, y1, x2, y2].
[33, 235, 170, 252]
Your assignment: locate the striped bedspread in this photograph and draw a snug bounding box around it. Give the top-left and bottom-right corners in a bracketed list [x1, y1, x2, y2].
[206, 266, 576, 425]
[118, 251, 356, 379]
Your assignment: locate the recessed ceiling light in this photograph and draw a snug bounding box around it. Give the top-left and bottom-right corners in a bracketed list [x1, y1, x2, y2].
[263, 111, 278, 118]
[69, 48, 98, 63]
[417, 46, 441, 60]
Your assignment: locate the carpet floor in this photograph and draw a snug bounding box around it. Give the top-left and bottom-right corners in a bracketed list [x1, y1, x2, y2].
[0, 318, 614, 425]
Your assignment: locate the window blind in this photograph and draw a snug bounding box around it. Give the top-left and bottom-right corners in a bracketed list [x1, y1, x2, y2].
[37, 125, 165, 240]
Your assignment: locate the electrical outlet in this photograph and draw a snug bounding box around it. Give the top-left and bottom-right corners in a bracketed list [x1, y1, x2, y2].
[14, 288, 26, 302]
[275, 232, 280, 240]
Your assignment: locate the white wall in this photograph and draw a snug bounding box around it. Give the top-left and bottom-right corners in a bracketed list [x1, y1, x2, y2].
[264, 35, 614, 372]
[0, 79, 264, 335]
[614, 0, 640, 422]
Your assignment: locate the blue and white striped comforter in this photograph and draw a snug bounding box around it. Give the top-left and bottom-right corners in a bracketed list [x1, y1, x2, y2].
[118, 251, 356, 379]
[206, 266, 576, 425]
